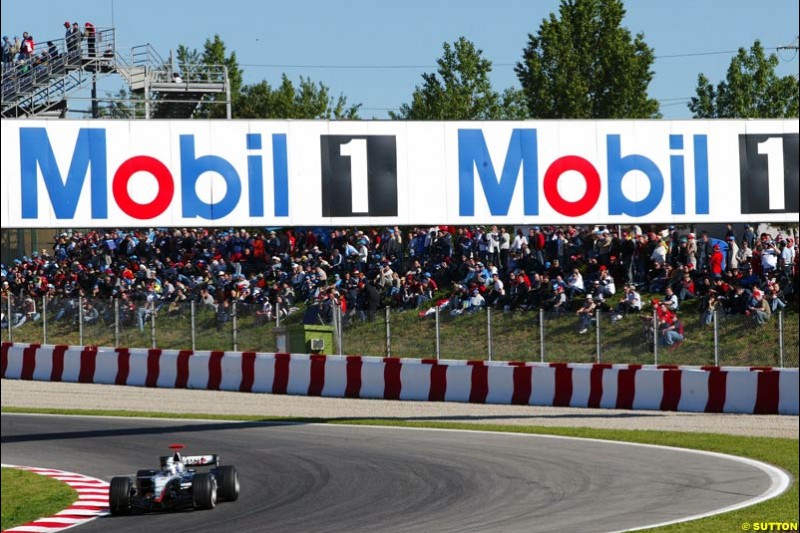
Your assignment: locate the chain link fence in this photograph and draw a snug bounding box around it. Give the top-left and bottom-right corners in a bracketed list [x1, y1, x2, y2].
[2, 294, 798, 368]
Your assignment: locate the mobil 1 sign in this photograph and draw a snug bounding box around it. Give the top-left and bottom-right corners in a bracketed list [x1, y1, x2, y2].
[739, 133, 799, 215]
[1, 119, 798, 228]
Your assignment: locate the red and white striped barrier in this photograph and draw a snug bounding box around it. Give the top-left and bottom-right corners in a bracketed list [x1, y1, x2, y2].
[2, 343, 797, 415]
[1, 464, 108, 532]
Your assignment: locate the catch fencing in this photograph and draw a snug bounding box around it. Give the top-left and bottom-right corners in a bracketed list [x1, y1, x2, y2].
[1, 294, 797, 368]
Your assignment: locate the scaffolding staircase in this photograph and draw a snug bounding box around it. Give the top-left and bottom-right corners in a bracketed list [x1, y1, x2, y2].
[1, 28, 230, 119]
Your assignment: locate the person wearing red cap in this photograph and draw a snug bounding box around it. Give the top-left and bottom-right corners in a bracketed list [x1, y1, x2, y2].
[84, 22, 96, 57]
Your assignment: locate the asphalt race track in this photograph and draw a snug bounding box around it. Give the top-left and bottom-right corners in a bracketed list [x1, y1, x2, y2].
[1, 413, 783, 533]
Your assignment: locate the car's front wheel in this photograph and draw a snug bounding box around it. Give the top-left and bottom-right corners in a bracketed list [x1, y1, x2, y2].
[192, 473, 217, 510]
[215, 465, 240, 501]
[109, 477, 132, 515]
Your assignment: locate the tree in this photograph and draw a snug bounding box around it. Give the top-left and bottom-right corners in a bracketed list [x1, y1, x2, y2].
[176, 35, 243, 118]
[237, 75, 360, 119]
[175, 35, 359, 119]
[514, 0, 659, 119]
[391, 37, 519, 120]
[689, 40, 799, 118]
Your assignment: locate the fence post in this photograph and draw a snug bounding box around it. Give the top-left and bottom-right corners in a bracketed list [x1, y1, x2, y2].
[487, 307, 493, 362]
[275, 302, 280, 328]
[713, 310, 719, 366]
[232, 301, 238, 352]
[114, 299, 120, 348]
[539, 308, 545, 363]
[150, 303, 156, 349]
[78, 296, 84, 346]
[190, 300, 196, 351]
[778, 311, 784, 368]
[385, 306, 391, 358]
[595, 308, 601, 363]
[335, 304, 343, 356]
[6, 295, 12, 342]
[435, 304, 441, 361]
[42, 295, 48, 344]
[652, 308, 658, 366]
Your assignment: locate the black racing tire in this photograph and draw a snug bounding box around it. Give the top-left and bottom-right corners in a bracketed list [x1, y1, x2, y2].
[216, 465, 240, 502]
[192, 472, 217, 510]
[109, 477, 132, 515]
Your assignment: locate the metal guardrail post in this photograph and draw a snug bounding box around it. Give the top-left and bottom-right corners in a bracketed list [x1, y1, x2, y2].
[539, 308, 545, 363]
[713, 310, 719, 366]
[385, 307, 391, 358]
[595, 308, 601, 363]
[487, 307, 493, 362]
[435, 304, 441, 361]
[191, 300, 196, 351]
[232, 301, 238, 351]
[114, 299, 120, 347]
[151, 303, 156, 349]
[275, 302, 280, 328]
[652, 308, 658, 366]
[778, 311, 784, 368]
[78, 296, 84, 346]
[336, 305, 343, 356]
[42, 296, 48, 344]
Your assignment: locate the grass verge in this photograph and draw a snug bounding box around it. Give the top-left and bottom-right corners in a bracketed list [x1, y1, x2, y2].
[1, 466, 78, 531]
[2, 405, 797, 532]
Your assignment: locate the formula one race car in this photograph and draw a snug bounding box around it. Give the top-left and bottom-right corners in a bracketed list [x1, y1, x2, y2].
[109, 444, 239, 515]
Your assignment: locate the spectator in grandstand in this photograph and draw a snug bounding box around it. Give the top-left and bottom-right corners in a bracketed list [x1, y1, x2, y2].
[172, 72, 183, 83]
[576, 295, 595, 334]
[747, 289, 771, 325]
[84, 22, 96, 57]
[2, 36, 12, 66]
[737, 240, 753, 270]
[611, 284, 641, 322]
[710, 243, 724, 278]
[761, 241, 779, 274]
[701, 290, 720, 326]
[686, 233, 698, 269]
[19, 32, 34, 63]
[660, 286, 679, 312]
[726, 236, 739, 271]
[66, 22, 81, 63]
[658, 305, 684, 347]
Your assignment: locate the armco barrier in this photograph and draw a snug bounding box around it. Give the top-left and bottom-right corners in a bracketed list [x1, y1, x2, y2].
[2, 343, 797, 415]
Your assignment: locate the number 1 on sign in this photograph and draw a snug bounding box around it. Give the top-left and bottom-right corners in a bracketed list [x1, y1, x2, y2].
[340, 139, 369, 213]
[757, 137, 785, 210]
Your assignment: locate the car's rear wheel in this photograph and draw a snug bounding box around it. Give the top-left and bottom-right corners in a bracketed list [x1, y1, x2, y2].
[216, 465, 239, 501]
[192, 473, 217, 510]
[109, 477, 132, 515]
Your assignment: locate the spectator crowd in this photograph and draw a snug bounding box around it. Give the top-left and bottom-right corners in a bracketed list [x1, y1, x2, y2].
[1, 223, 797, 347]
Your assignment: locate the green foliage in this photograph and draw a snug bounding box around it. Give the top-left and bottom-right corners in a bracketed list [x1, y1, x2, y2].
[237, 75, 361, 119]
[1, 468, 77, 531]
[515, 0, 660, 118]
[177, 35, 243, 119]
[689, 40, 799, 118]
[392, 37, 520, 120]
[96, 88, 146, 119]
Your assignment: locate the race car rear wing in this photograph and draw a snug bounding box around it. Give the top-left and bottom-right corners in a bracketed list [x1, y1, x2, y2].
[160, 454, 220, 468]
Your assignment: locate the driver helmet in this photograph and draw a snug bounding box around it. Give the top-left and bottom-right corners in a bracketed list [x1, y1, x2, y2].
[165, 454, 183, 475]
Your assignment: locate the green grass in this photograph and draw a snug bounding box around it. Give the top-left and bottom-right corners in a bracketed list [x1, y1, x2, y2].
[1, 466, 78, 531]
[3, 296, 798, 367]
[2, 406, 797, 532]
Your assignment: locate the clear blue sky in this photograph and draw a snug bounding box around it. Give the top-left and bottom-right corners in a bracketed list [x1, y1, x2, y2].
[3, 0, 798, 118]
